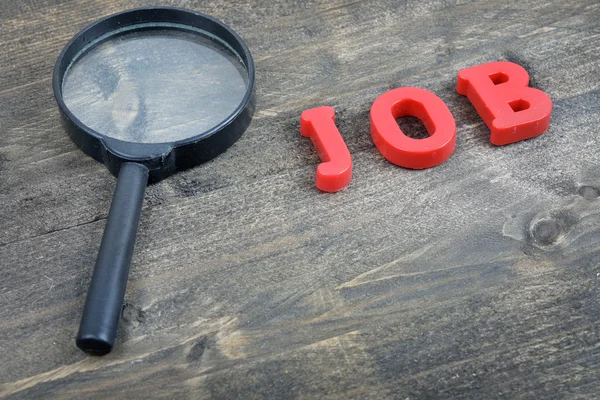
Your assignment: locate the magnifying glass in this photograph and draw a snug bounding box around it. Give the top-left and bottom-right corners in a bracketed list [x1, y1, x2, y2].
[53, 7, 255, 354]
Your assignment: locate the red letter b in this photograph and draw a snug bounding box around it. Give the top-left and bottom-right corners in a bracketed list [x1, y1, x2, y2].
[457, 61, 552, 146]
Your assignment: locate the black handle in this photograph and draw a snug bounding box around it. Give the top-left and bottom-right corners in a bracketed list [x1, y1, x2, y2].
[76, 162, 149, 354]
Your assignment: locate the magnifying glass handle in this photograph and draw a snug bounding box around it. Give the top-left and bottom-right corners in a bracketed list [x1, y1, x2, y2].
[76, 162, 149, 354]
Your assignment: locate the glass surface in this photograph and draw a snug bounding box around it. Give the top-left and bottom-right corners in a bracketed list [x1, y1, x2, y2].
[62, 27, 249, 144]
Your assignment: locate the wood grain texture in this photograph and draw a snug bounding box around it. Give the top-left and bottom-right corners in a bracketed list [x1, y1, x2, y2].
[1, 0, 599, 398]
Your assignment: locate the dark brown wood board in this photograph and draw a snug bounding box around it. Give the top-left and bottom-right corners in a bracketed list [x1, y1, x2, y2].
[1, 0, 599, 398]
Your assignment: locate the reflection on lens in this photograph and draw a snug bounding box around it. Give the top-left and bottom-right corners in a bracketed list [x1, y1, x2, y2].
[62, 28, 249, 144]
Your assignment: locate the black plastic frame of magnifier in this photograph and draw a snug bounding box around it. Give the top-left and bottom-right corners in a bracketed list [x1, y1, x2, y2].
[52, 7, 255, 355]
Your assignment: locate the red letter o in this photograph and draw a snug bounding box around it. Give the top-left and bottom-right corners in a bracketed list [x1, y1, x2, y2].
[370, 87, 456, 169]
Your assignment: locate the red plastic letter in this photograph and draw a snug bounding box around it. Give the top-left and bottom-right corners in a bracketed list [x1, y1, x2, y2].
[457, 61, 552, 145]
[300, 106, 352, 192]
[370, 87, 456, 169]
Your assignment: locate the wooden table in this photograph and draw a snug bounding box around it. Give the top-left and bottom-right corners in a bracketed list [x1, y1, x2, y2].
[1, 0, 599, 398]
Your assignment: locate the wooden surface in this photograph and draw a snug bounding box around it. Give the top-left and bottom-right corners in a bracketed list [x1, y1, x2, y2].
[1, 0, 599, 398]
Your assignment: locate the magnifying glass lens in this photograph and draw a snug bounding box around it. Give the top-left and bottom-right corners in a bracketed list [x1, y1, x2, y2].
[62, 27, 249, 143]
